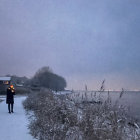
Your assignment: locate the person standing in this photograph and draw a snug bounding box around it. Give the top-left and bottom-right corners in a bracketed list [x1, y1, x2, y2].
[6, 85, 15, 113]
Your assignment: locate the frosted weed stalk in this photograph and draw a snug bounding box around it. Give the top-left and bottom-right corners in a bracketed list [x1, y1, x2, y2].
[23, 84, 140, 140]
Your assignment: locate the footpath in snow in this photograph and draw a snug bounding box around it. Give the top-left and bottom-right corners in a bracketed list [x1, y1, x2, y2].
[0, 96, 35, 140]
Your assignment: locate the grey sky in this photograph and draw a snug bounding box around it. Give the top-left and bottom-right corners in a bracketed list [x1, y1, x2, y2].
[0, 0, 140, 90]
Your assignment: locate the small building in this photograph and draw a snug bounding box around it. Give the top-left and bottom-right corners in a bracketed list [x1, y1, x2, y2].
[0, 77, 11, 94]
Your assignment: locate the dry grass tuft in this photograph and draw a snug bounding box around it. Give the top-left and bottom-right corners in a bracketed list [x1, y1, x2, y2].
[23, 87, 140, 140]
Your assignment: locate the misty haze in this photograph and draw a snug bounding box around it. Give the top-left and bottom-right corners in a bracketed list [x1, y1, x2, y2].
[0, 0, 140, 140]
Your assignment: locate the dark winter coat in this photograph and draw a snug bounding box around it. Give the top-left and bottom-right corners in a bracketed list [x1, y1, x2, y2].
[6, 88, 15, 104]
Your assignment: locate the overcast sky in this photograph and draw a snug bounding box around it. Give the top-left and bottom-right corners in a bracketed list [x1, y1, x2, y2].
[0, 0, 140, 90]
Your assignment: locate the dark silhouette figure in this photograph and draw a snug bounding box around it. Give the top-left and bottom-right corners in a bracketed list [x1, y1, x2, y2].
[6, 85, 15, 113]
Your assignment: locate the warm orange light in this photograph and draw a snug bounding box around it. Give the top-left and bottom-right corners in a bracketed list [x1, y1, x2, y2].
[4, 81, 9, 85]
[10, 85, 14, 88]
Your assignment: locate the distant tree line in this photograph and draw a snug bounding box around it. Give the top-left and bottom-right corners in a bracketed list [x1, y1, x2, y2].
[29, 66, 67, 91]
[5, 74, 29, 86]
[5, 66, 67, 91]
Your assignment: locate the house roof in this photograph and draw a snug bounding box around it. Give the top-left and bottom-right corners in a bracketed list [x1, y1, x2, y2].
[0, 77, 11, 81]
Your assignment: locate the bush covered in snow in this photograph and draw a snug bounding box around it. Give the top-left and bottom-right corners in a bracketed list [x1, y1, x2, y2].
[23, 89, 140, 140]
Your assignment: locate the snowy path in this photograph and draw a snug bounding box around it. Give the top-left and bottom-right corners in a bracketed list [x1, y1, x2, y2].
[0, 96, 35, 140]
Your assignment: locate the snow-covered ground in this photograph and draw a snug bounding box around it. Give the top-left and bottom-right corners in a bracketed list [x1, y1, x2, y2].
[0, 96, 36, 140]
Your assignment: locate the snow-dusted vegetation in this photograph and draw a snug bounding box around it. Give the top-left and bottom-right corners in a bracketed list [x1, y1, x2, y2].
[23, 88, 140, 140]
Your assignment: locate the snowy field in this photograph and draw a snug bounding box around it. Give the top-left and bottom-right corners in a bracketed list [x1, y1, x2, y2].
[0, 96, 36, 140]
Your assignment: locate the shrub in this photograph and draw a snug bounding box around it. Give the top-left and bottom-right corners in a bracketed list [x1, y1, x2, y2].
[23, 89, 140, 140]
